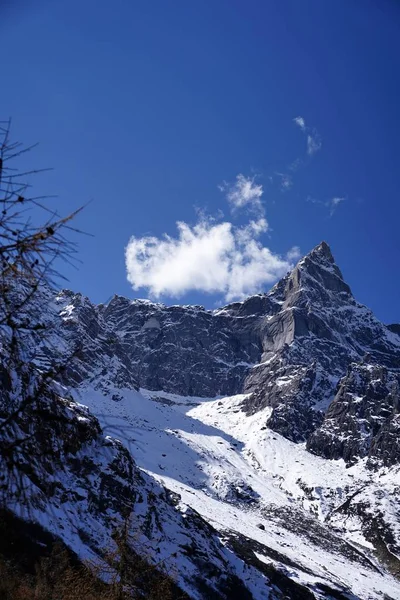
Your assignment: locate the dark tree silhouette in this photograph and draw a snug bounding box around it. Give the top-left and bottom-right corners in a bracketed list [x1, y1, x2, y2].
[0, 119, 84, 508]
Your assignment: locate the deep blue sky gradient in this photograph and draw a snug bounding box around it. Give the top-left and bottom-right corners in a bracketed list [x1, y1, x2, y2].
[1, 0, 399, 322]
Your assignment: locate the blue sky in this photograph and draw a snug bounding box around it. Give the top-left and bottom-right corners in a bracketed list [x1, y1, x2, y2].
[1, 0, 399, 323]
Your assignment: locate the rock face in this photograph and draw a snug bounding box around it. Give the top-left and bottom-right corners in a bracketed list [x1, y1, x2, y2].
[38, 241, 400, 463]
[307, 362, 400, 465]
[242, 242, 400, 446]
[99, 296, 263, 397]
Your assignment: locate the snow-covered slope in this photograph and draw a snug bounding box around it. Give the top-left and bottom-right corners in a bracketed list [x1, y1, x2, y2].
[2, 241, 400, 599]
[69, 383, 400, 600]
[49, 241, 400, 459]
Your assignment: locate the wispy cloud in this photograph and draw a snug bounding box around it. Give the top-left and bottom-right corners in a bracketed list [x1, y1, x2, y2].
[125, 176, 300, 302]
[270, 117, 322, 195]
[275, 172, 293, 192]
[293, 116, 306, 131]
[307, 133, 322, 156]
[288, 157, 302, 172]
[328, 196, 345, 216]
[294, 116, 322, 156]
[220, 174, 264, 215]
[307, 195, 345, 217]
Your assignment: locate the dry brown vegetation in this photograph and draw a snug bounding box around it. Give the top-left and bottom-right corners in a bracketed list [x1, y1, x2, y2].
[0, 511, 184, 600]
[0, 549, 177, 600]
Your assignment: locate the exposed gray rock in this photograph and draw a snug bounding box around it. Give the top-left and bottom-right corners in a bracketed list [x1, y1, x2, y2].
[307, 362, 400, 465]
[370, 413, 400, 466]
[242, 242, 400, 443]
[27, 241, 398, 461]
[15, 241, 400, 460]
[99, 295, 263, 397]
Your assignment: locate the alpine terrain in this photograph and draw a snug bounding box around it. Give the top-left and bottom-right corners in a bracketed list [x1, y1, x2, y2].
[2, 241, 400, 599]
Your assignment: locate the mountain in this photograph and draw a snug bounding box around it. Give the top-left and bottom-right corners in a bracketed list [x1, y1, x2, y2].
[388, 323, 400, 336]
[2, 242, 400, 599]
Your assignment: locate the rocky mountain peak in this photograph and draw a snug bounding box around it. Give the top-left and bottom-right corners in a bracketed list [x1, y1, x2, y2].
[287, 241, 351, 300]
[27, 242, 400, 452]
[309, 240, 335, 263]
[243, 241, 400, 443]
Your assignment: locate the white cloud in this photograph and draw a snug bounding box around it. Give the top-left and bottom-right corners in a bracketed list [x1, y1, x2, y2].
[125, 214, 299, 302]
[307, 132, 322, 156]
[288, 157, 302, 172]
[221, 174, 264, 215]
[293, 116, 306, 131]
[266, 117, 321, 196]
[307, 195, 345, 217]
[286, 246, 301, 261]
[293, 115, 322, 156]
[275, 172, 293, 191]
[328, 196, 345, 216]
